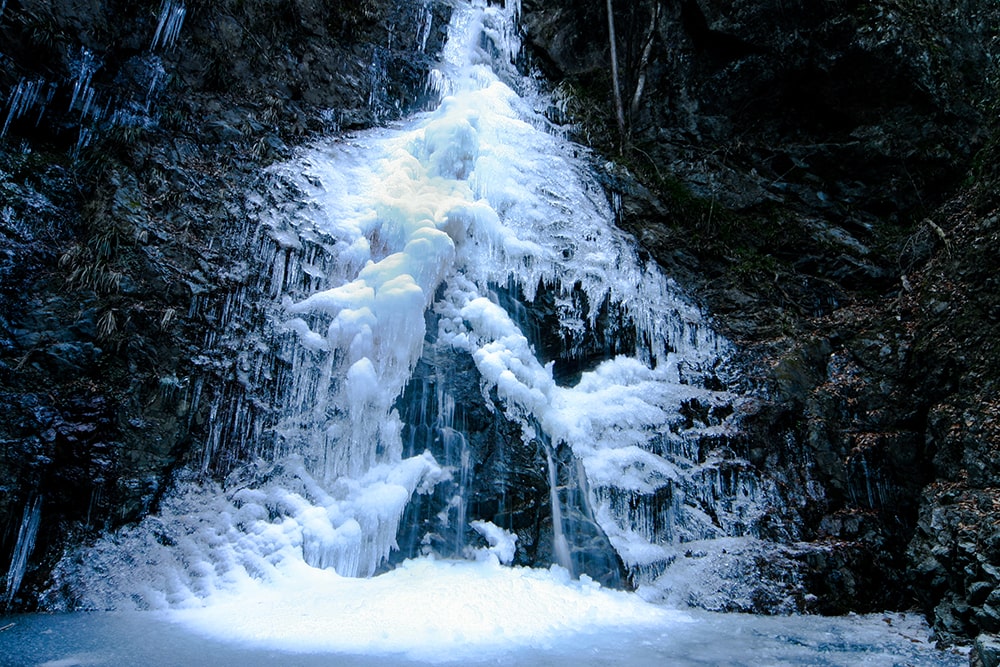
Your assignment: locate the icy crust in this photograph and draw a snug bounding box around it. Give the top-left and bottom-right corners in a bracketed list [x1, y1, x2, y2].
[634, 537, 807, 612]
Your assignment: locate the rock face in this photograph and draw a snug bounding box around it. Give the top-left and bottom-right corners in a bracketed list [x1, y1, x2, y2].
[523, 0, 1000, 643]
[902, 197, 1000, 640]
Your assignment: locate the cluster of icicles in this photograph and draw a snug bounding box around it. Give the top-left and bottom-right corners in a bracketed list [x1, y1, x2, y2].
[0, 0, 182, 149]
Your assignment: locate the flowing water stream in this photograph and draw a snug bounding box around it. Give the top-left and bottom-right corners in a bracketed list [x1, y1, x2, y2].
[0, 1, 964, 664]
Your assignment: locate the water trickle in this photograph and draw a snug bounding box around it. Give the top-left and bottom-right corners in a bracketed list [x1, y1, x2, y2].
[545, 446, 574, 573]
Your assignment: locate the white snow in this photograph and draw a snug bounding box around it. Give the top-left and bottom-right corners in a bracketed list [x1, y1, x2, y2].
[469, 520, 518, 564]
[169, 556, 688, 661]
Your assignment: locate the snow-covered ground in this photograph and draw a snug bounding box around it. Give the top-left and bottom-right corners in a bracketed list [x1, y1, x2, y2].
[4, 556, 964, 666]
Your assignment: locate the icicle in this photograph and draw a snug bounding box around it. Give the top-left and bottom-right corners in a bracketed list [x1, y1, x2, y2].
[34, 82, 56, 127]
[505, 0, 522, 23]
[151, 0, 187, 51]
[79, 86, 96, 121]
[2, 494, 42, 608]
[611, 190, 623, 225]
[417, 2, 434, 53]
[1, 78, 44, 138]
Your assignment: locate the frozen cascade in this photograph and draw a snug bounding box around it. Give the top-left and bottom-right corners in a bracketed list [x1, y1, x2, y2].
[46, 0, 783, 612]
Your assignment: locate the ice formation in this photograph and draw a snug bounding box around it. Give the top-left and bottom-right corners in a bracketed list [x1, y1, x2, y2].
[1, 3, 968, 664]
[151, 0, 186, 52]
[49, 0, 770, 616]
[1, 494, 42, 607]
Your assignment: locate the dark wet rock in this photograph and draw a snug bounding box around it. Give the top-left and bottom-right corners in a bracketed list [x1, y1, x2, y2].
[974, 634, 1000, 667]
[525, 0, 990, 224]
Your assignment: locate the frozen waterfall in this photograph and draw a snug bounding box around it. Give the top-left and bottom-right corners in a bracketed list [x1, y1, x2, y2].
[49, 0, 771, 613]
[0, 2, 966, 664]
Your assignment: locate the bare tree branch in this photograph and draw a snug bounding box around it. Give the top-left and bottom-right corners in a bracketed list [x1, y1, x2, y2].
[606, 0, 627, 142]
[630, 1, 660, 121]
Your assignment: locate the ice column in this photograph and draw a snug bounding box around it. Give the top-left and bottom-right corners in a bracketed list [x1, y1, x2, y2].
[151, 0, 187, 51]
[2, 495, 42, 608]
